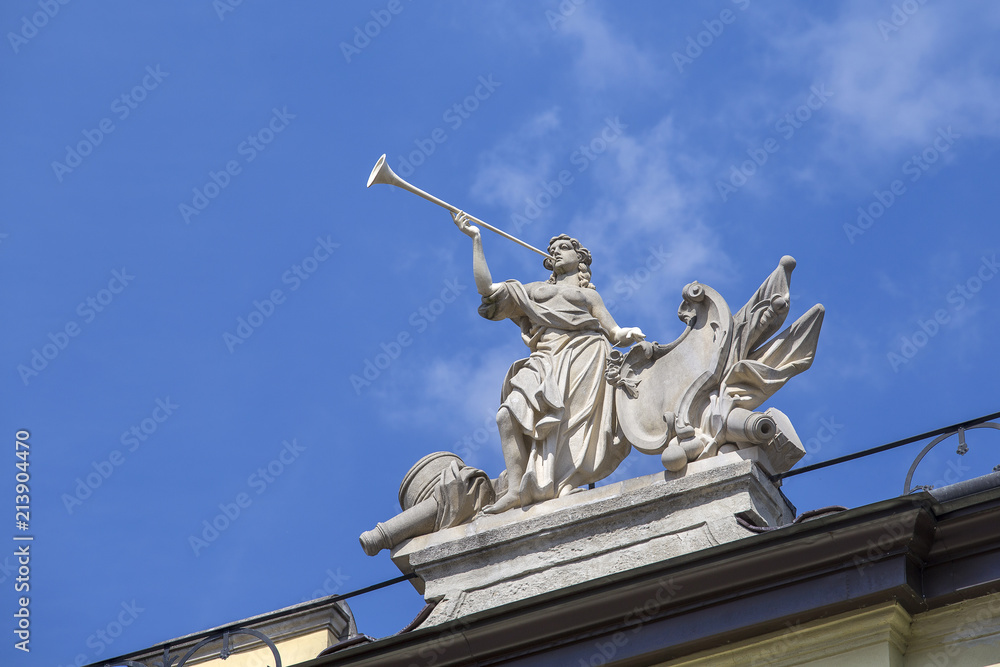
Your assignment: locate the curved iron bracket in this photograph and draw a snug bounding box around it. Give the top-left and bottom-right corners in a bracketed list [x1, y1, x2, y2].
[903, 422, 1000, 494]
[102, 628, 281, 667]
[177, 628, 281, 667]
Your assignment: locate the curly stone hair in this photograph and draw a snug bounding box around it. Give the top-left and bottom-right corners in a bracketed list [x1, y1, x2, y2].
[544, 234, 594, 289]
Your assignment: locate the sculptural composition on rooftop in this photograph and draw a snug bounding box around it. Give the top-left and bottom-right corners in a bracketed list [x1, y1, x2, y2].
[359, 155, 824, 557]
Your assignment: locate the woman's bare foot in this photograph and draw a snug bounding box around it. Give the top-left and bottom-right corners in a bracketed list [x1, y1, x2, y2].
[482, 490, 521, 514]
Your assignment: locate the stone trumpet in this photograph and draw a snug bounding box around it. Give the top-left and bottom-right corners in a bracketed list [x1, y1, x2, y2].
[366, 153, 553, 259]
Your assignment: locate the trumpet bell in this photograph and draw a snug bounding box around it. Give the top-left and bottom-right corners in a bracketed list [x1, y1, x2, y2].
[367, 153, 399, 188]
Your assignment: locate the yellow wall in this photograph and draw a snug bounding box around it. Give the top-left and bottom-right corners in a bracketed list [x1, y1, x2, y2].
[168, 628, 336, 667]
[657, 592, 1000, 667]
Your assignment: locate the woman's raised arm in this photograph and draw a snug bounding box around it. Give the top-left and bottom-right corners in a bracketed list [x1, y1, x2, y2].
[452, 211, 499, 296]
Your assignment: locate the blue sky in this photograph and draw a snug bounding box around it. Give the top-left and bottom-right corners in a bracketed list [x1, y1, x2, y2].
[2, 1, 999, 664]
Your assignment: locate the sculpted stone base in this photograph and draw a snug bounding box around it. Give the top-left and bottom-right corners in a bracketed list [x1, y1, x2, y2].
[390, 448, 795, 627]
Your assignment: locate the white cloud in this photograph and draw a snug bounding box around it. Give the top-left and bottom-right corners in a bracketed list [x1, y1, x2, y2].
[469, 108, 562, 210]
[766, 1, 1000, 153]
[423, 345, 520, 420]
[568, 116, 732, 321]
[553, 6, 661, 91]
[379, 343, 524, 472]
[380, 343, 519, 423]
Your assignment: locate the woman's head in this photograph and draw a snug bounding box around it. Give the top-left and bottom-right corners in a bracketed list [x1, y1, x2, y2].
[545, 234, 594, 289]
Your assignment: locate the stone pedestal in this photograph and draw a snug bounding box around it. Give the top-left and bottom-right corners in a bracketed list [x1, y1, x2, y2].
[390, 449, 794, 626]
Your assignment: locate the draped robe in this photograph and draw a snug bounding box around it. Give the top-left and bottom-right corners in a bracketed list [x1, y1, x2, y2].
[479, 280, 629, 505]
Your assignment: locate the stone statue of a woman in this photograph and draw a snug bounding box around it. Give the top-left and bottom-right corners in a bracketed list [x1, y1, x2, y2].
[453, 212, 645, 513]
[358, 218, 646, 555]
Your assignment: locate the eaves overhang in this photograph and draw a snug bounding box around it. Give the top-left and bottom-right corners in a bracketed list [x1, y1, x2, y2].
[303, 480, 1000, 666]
